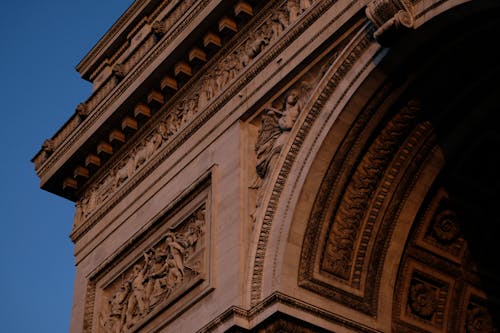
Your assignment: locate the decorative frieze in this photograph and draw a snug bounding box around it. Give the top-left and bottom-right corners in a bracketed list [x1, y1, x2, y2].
[73, 0, 321, 230]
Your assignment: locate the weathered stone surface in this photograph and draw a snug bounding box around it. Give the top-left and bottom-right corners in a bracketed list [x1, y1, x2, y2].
[33, 0, 500, 332]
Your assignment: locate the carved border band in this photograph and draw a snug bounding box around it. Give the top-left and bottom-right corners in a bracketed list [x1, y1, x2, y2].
[197, 292, 383, 333]
[249, 17, 376, 305]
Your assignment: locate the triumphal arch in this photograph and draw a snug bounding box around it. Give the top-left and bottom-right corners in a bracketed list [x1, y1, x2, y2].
[33, 0, 500, 331]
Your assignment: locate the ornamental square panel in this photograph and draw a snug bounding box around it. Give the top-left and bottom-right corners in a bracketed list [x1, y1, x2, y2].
[395, 259, 454, 333]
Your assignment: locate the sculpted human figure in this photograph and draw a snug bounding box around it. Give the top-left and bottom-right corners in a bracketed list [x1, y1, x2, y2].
[278, 88, 300, 131]
[164, 113, 179, 137]
[247, 30, 269, 61]
[87, 187, 98, 213]
[300, 0, 312, 11]
[227, 52, 240, 81]
[134, 134, 160, 170]
[253, 108, 281, 183]
[287, 0, 301, 23]
[199, 74, 216, 108]
[125, 263, 149, 328]
[98, 172, 115, 202]
[254, 89, 301, 181]
[144, 249, 171, 307]
[270, 9, 289, 39]
[73, 201, 84, 227]
[115, 157, 135, 188]
[166, 255, 183, 287]
[250, 88, 304, 222]
[186, 94, 198, 115]
[100, 283, 129, 333]
[165, 232, 186, 276]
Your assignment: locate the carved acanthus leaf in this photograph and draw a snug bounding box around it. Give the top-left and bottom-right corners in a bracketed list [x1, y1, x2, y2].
[321, 100, 420, 280]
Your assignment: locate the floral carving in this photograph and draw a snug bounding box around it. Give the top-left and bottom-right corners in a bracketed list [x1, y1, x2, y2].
[432, 209, 460, 243]
[466, 303, 494, 333]
[408, 281, 437, 319]
[321, 100, 420, 280]
[98, 208, 205, 332]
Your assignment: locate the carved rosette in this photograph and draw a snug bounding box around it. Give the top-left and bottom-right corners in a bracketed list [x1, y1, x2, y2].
[393, 263, 452, 331]
[416, 189, 466, 262]
[408, 279, 438, 319]
[466, 302, 494, 333]
[431, 209, 460, 243]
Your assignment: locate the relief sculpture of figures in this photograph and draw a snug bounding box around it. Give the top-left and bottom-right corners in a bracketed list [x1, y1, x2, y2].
[250, 85, 311, 222]
[76, 0, 319, 228]
[99, 208, 205, 333]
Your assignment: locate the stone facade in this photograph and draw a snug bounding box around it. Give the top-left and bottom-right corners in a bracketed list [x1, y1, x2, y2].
[33, 0, 500, 332]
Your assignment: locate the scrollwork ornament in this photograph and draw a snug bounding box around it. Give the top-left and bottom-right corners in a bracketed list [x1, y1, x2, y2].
[365, 0, 414, 45]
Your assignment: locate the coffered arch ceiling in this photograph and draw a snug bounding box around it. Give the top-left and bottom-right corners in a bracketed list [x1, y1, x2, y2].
[256, 0, 500, 331]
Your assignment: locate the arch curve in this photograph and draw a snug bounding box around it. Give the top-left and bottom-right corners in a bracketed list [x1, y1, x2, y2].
[248, 0, 500, 331]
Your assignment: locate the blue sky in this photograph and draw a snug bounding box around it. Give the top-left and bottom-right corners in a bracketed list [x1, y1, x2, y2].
[0, 1, 134, 332]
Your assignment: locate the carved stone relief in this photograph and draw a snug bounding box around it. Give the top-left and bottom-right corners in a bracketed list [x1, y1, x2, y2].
[249, 84, 312, 223]
[465, 296, 495, 333]
[414, 188, 466, 263]
[74, 0, 323, 229]
[392, 184, 500, 333]
[401, 267, 451, 330]
[248, 45, 342, 224]
[92, 206, 207, 333]
[320, 100, 420, 281]
[297, 95, 438, 315]
[365, 0, 414, 45]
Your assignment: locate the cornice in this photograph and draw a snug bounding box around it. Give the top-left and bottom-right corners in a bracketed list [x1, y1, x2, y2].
[69, 0, 355, 243]
[33, 0, 222, 197]
[69, 0, 290, 241]
[196, 291, 383, 332]
[75, 0, 161, 80]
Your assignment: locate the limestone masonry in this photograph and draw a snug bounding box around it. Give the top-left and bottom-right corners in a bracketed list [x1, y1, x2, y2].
[33, 0, 500, 332]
